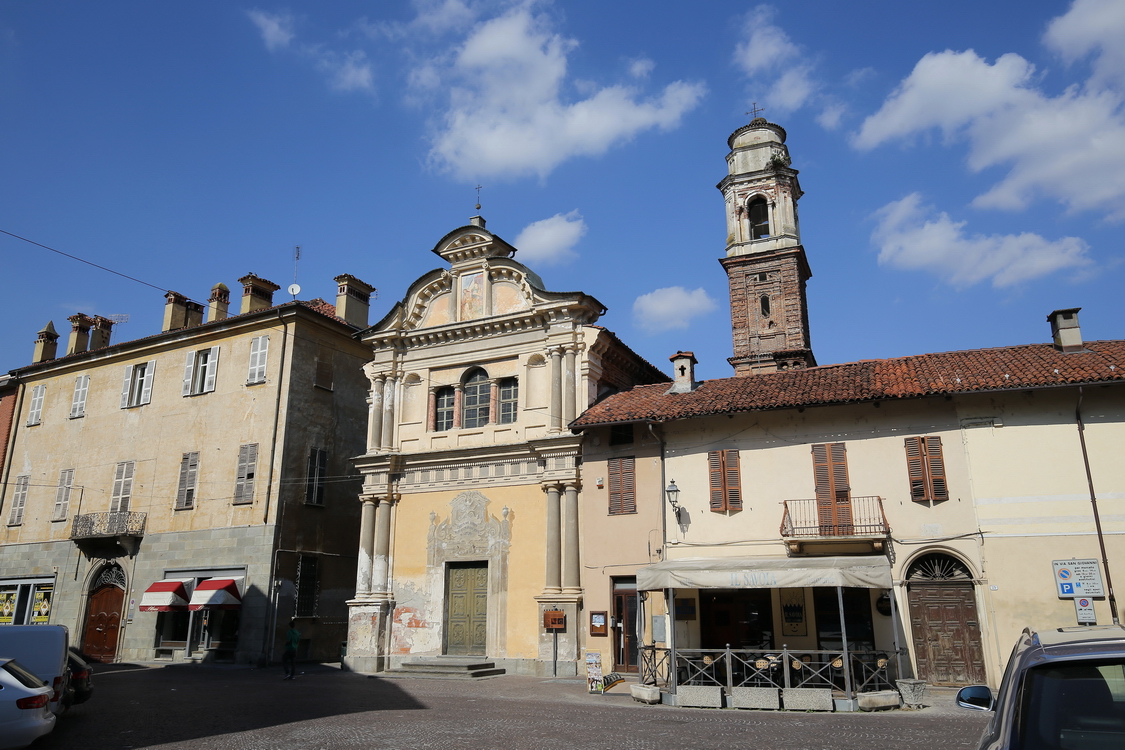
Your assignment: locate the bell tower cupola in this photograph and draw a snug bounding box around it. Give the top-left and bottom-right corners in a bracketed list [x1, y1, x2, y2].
[718, 118, 815, 376]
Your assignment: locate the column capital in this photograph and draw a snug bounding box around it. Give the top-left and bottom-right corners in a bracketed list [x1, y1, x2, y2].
[540, 482, 563, 493]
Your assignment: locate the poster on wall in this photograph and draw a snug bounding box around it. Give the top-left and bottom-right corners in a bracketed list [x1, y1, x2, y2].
[586, 650, 603, 694]
[31, 588, 52, 624]
[0, 590, 15, 624]
[780, 588, 807, 636]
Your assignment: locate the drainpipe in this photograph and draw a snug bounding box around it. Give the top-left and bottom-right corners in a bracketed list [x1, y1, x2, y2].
[1075, 387, 1119, 624]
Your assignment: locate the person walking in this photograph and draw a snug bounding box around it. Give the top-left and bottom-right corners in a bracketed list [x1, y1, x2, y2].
[282, 619, 300, 680]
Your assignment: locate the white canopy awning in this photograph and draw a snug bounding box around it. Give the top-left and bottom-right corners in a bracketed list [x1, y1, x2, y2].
[636, 556, 892, 591]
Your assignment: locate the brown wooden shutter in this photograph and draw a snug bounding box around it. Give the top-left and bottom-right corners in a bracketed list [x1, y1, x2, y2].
[905, 437, 928, 501]
[708, 451, 726, 511]
[608, 456, 635, 515]
[812, 443, 851, 534]
[724, 450, 742, 511]
[924, 436, 948, 501]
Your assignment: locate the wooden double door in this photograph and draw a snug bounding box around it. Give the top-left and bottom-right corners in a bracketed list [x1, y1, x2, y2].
[907, 582, 987, 685]
[445, 562, 488, 656]
[83, 584, 125, 663]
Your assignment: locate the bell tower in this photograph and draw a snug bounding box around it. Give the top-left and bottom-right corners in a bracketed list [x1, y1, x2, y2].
[718, 118, 815, 376]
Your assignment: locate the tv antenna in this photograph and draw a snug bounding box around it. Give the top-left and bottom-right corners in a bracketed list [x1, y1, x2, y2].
[289, 246, 301, 298]
[107, 314, 130, 325]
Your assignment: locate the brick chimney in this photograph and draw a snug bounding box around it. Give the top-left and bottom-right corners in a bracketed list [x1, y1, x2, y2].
[207, 283, 230, 323]
[334, 274, 374, 328]
[66, 313, 94, 355]
[32, 321, 59, 364]
[238, 274, 280, 314]
[666, 351, 700, 394]
[89, 316, 115, 350]
[163, 291, 205, 332]
[1048, 308, 1083, 353]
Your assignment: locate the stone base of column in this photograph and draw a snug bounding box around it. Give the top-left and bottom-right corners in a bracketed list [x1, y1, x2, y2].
[534, 594, 582, 673]
[344, 598, 394, 674]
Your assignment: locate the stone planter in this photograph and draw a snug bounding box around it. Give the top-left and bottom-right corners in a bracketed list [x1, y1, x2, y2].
[896, 679, 927, 709]
[782, 688, 834, 711]
[676, 685, 724, 708]
[731, 687, 781, 710]
[857, 689, 902, 711]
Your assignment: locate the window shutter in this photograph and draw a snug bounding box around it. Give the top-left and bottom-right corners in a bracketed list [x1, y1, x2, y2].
[8, 476, 29, 525]
[248, 335, 268, 383]
[140, 360, 156, 404]
[112, 461, 135, 512]
[53, 469, 74, 520]
[608, 457, 622, 514]
[708, 451, 727, 511]
[607, 456, 635, 515]
[904, 437, 927, 501]
[71, 375, 89, 418]
[121, 365, 133, 408]
[724, 450, 742, 511]
[27, 385, 45, 425]
[925, 436, 948, 501]
[203, 346, 220, 393]
[813, 443, 851, 533]
[176, 453, 198, 509]
[811, 443, 831, 503]
[182, 351, 196, 396]
[234, 443, 258, 504]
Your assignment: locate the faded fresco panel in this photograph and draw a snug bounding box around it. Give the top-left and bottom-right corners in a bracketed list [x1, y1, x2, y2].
[460, 273, 484, 320]
[493, 282, 529, 315]
[421, 292, 453, 327]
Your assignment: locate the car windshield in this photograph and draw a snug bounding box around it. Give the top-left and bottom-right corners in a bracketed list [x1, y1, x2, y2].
[1015, 659, 1125, 750]
[2, 659, 48, 689]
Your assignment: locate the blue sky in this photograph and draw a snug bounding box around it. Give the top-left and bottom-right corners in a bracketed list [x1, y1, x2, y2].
[2, 1, 1122, 381]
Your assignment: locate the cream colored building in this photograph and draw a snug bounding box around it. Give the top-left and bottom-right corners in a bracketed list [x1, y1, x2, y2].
[0, 274, 373, 664]
[344, 218, 667, 675]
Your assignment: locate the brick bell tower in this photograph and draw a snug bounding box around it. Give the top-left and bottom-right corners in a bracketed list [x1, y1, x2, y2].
[719, 118, 815, 376]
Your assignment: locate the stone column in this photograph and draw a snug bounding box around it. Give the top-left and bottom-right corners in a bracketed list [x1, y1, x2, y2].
[488, 379, 500, 425]
[549, 348, 563, 432]
[543, 484, 562, 593]
[427, 387, 437, 431]
[563, 347, 576, 425]
[380, 376, 396, 449]
[562, 483, 581, 593]
[368, 375, 385, 451]
[371, 496, 394, 595]
[355, 496, 377, 595]
[452, 384, 464, 429]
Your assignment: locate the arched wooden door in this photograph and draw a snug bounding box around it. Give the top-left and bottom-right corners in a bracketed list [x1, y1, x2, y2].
[906, 554, 987, 686]
[83, 565, 126, 663]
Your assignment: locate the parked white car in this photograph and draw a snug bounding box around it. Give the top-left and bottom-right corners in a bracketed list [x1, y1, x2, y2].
[0, 658, 56, 750]
[0, 625, 70, 716]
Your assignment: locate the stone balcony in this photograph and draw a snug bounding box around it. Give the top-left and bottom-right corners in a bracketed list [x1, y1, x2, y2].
[779, 496, 890, 555]
[70, 511, 146, 558]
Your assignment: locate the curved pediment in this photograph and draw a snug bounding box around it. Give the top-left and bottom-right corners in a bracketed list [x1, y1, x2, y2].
[431, 225, 517, 266]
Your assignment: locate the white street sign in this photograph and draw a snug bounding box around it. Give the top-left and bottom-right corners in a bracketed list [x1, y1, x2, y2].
[1075, 597, 1097, 625]
[1052, 559, 1105, 598]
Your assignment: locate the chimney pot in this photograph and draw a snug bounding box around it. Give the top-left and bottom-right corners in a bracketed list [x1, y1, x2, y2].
[207, 283, 230, 323]
[469, 215, 486, 228]
[89, 316, 115, 350]
[32, 321, 60, 363]
[1048, 308, 1083, 353]
[66, 313, 95, 355]
[162, 291, 204, 331]
[238, 274, 281, 314]
[666, 351, 700, 394]
[333, 274, 375, 328]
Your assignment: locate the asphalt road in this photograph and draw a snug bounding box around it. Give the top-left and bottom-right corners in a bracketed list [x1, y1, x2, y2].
[39, 662, 990, 750]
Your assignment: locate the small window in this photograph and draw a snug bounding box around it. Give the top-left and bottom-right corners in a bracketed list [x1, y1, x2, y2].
[27, 385, 46, 426]
[434, 387, 455, 431]
[295, 554, 319, 617]
[760, 295, 771, 318]
[462, 370, 490, 428]
[176, 452, 200, 510]
[498, 377, 518, 424]
[708, 449, 743, 512]
[608, 456, 636, 515]
[70, 375, 90, 419]
[120, 361, 156, 408]
[305, 448, 327, 505]
[233, 444, 258, 505]
[314, 346, 333, 390]
[182, 346, 220, 396]
[609, 424, 634, 446]
[7, 475, 29, 525]
[247, 335, 269, 384]
[53, 469, 75, 521]
[110, 461, 135, 512]
[905, 436, 949, 502]
[748, 197, 770, 240]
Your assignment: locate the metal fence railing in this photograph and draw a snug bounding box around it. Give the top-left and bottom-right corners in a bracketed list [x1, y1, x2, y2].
[780, 496, 890, 538]
[70, 511, 147, 539]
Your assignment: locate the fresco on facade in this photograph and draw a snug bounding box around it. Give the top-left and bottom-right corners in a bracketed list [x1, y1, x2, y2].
[460, 272, 484, 320]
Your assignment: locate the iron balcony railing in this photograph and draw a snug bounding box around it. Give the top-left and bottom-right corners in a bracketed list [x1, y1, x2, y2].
[70, 511, 147, 540]
[780, 496, 890, 538]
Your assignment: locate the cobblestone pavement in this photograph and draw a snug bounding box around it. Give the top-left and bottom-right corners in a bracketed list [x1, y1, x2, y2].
[39, 662, 990, 750]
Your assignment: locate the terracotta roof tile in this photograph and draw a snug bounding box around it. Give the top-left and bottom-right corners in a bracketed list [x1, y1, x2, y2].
[572, 340, 1125, 428]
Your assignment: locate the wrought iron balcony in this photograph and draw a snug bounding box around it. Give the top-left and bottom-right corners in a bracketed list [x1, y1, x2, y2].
[780, 496, 889, 552]
[70, 511, 146, 558]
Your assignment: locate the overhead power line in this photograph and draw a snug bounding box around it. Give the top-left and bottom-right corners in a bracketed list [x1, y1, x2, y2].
[0, 228, 171, 295]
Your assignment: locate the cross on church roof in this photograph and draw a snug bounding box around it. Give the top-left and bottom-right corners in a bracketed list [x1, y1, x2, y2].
[746, 102, 765, 118]
[475, 184, 483, 211]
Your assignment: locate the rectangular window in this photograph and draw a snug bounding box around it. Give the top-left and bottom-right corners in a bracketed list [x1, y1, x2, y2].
[247, 335, 269, 384]
[176, 452, 199, 510]
[609, 424, 634, 446]
[498, 378, 518, 424]
[295, 555, 319, 617]
[314, 346, 333, 390]
[435, 387, 454, 431]
[181, 346, 220, 396]
[70, 375, 90, 418]
[608, 456, 636, 515]
[27, 385, 45, 426]
[7, 476, 29, 525]
[812, 443, 852, 534]
[233, 444, 258, 505]
[905, 436, 949, 502]
[708, 449, 743, 512]
[53, 469, 74, 521]
[120, 360, 156, 408]
[110, 461, 135, 512]
[305, 448, 327, 505]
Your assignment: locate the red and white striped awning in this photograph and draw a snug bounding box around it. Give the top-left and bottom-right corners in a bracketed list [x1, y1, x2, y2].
[138, 579, 194, 612]
[188, 577, 244, 611]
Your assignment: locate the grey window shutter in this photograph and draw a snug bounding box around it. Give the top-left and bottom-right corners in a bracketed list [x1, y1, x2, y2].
[182, 351, 196, 396]
[203, 346, 220, 393]
[141, 360, 156, 404]
[121, 365, 134, 408]
[71, 375, 89, 418]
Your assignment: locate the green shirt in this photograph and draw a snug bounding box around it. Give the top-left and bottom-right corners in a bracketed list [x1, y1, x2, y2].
[285, 627, 300, 652]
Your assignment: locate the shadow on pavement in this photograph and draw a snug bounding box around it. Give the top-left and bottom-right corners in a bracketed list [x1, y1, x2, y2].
[39, 662, 426, 749]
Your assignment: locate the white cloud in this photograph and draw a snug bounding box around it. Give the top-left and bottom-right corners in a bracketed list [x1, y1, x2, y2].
[731, 5, 830, 121]
[632, 287, 717, 334]
[424, 6, 705, 180]
[816, 101, 846, 130]
[854, 47, 1125, 221]
[844, 67, 875, 88]
[767, 65, 816, 113]
[872, 193, 1092, 288]
[247, 9, 295, 51]
[733, 5, 799, 75]
[1044, 0, 1125, 91]
[317, 50, 375, 93]
[629, 57, 655, 79]
[513, 211, 586, 265]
